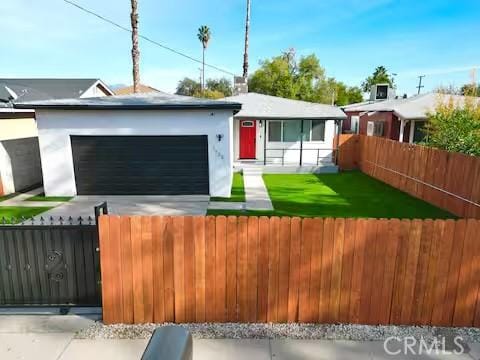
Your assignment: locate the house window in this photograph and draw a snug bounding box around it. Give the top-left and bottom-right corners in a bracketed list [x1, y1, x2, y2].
[311, 120, 326, 141]
[268, 121, 282, 141]
[350, 116, 360, 134]
[373, 121, 384, 136]
[268, 120, 326, 142]
[241, 121, 254, 127]
[283, 121, 302, 142]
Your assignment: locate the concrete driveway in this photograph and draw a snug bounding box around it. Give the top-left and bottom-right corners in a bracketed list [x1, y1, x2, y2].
[38, 195, 210, 220]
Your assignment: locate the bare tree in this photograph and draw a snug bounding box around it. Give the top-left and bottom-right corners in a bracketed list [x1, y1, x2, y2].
[197, 25, 211, 91]
[243, 0, 251, 79]
[130, 0, 140, 92]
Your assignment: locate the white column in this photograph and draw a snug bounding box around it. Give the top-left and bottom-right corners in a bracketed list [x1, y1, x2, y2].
[409, 120, 415, 144]
[399, 119, 406, 143]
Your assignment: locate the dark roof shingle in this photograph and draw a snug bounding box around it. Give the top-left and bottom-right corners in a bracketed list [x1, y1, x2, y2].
[14, 92, 242, 111]
[0, 78, 106, 103]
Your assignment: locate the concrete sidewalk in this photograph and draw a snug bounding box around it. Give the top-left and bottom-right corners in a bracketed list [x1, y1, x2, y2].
[1, 316, 480, 359]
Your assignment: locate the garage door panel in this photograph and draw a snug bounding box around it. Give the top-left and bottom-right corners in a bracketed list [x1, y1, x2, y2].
[71, 135, 209, 195]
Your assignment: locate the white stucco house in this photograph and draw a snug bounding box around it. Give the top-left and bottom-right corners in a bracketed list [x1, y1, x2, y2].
[15, 93, 241, 197]
[224, 93, 346, 169]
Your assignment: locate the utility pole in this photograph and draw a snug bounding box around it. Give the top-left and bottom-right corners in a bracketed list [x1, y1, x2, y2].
[242, 0, 251, 79]
[130, 0, 140, 93]
[416, 75, 425, 94]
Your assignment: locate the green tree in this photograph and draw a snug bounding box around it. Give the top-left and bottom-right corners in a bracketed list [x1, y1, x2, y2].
[175, 77, 201, 96]
[248, 55, 297, 98]
[460, 83, 480, 97]
[249, 50, 363, 105]
[197, 25, 211, 91]
[423, 95, 480, 156]
[193, 88, 225, 99]
[361, 66, 395, 92]
[206, 78, 232, 96]
[334, 83, 363, 106]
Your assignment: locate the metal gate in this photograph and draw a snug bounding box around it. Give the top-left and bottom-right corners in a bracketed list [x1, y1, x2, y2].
[0, 219, 101, 307]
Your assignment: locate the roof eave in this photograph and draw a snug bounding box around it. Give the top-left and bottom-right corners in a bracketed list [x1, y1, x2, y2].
[234, 114, 346, 120]
[14, 103, 242, 111]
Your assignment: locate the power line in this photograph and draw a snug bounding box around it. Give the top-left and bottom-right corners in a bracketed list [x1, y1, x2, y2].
[62, 0, 236, 76]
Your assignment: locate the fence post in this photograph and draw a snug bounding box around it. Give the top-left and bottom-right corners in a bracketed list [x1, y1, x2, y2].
[94, 202, 108, 224]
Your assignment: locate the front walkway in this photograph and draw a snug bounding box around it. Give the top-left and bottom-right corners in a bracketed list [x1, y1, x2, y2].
[209, 169, 273, 211]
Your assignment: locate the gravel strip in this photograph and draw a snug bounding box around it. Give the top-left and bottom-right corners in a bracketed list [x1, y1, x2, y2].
[75, 322, 480, 343]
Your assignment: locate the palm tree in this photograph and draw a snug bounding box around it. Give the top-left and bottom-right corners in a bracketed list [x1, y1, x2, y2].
[130, 0, 140, 93]
[197, 25, 211, 91]
[243, 0, 251, 79]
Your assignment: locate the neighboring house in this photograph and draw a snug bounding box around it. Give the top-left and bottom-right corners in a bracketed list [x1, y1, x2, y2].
[15, 93, 241, 197]
[224, 92, 346, 168]
[0, 79, 114, 195]
[343, 90, 477, 144]
[114, 84, 163, 95]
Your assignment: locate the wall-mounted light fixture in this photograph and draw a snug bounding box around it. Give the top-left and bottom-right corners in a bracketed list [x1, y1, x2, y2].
[216, 134, 224, 142]
[259, 120, 263, 127]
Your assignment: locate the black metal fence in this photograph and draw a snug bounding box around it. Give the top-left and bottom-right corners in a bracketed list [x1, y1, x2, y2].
[264, 147, 336, 166]
[0, 204, 108, 307]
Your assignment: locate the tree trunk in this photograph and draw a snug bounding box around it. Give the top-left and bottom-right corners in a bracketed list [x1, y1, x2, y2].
[202, 47, 205, 92]
[130, 0, 140, 93]
[242, 0, 251, 79]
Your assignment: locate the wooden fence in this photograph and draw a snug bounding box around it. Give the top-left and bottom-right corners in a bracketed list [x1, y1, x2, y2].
[336, 135, 480, 218]
[99, 215, 480, 326]
[335, 134, 360, 170]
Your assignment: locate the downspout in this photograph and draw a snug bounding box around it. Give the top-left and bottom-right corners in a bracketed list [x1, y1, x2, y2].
[334, 119, 341, 166]
[263, 120, 267, 165]
[299, 120, 304, 166]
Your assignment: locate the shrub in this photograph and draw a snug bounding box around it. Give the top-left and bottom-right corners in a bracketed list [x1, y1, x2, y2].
[423, 94, 480, 156]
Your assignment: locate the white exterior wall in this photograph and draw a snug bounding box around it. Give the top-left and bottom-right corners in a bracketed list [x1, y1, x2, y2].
[80, 83, 112, 98]
[36, 109, 234, 197]
[0, 143, 14, 194]
[233, 119, 337, 164]
[0, 115, 39, 194]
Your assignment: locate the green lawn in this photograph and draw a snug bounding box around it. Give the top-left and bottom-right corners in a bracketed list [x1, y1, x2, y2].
[25, 193, 73, 202]
[0, 207, 53, 223]
[0, 194, 17, 202]
[207, 171, 455, 219]
[210, 172, 246, 202]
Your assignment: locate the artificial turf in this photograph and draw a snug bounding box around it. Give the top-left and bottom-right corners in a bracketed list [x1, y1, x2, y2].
[210, 172, 246, 202]
[0, 207, 53, 223]
[207, 171, 455, 219]
[25, 193, 73, 202]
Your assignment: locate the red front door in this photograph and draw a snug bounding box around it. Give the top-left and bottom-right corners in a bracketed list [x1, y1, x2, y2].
[239, 120, 256, 159]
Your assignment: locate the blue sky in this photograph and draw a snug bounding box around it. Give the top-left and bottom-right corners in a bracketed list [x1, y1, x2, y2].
[1, 0, 479, 95]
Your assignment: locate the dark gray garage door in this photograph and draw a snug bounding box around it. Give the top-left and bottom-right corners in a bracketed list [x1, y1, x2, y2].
[70, 135, 209, 195]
